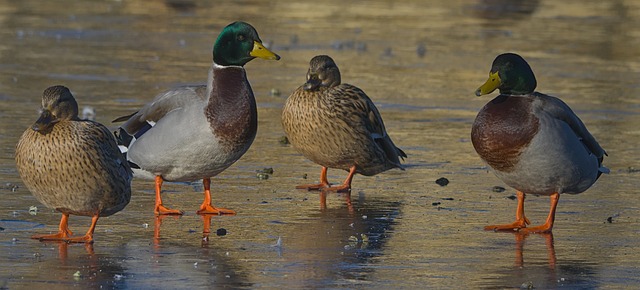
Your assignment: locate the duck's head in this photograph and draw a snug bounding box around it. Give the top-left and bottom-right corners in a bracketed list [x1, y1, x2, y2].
[213, 21, 280, 66]
[32, 85, 79, 133]
[475, 53, 537, 96]
[304, 55, 341, 91]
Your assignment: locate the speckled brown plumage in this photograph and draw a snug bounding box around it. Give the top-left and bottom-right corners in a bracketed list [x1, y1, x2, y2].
[282, 55, 406, 196]
[15, 85, 132, 243]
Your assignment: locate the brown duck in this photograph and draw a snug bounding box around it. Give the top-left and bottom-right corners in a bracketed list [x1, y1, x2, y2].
[282, 55, 406, 203]
[15, 86, 132, 243]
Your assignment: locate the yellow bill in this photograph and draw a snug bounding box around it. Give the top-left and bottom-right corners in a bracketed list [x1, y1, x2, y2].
[250, 41, 281, 60]
[475, 71, 501, 96]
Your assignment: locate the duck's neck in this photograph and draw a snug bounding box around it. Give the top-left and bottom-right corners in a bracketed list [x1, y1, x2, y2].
[205, 63, 258, 145]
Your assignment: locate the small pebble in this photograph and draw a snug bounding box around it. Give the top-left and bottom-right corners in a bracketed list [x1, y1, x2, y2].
[256, 173, 269, 180]
[432, 202, 441, 206]
[435, 177, 449, 186]
[520, 281, 534, 289]
[492, 186, 506, 192]
[416, 43, 427, 58]
[216, 228, 227, 236]
[279, 136, 290, 145]
[507, 195, 517, 200]
[607, 216, 614, 223]
[269, 88, 281, 97]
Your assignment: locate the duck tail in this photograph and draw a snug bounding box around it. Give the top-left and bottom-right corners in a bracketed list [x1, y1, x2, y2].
[113, 127, 133, 154]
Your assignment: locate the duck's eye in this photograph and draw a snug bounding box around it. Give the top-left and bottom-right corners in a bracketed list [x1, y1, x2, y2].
[237, 34, 245, 41]
[491, 78, 496, 81]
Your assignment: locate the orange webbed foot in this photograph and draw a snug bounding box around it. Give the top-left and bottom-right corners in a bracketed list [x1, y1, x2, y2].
[517, 223, 553, 234]
[484, 217, 530, 232]
[155, 204, 184, 216]
[31, 231, 72, 241]
[63, 234, 94, 244]
[296, 182, 331, 191]
[197, 204, 236, 216]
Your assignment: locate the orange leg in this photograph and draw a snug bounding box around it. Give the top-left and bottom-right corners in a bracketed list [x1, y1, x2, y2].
[296, 167, 331, 190]
[32, 213, 73, 240]
[519, 193, 559, 234]
[64, 214, 99, 244]
[485, 191, 531, 231]
[32, 213, 98, 244]
[196, 178, 236, 215]
[154, 175, 184, 215]
[323, 166, 357, 193]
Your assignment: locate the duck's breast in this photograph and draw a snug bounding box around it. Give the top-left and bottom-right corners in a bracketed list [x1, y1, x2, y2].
[472, 95, 539, 173]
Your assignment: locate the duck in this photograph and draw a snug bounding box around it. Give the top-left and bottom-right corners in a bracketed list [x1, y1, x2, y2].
[15, 85, 132, 243]
[113, 21, 280, 216]
[282, 55, 406, 205]
[472, 53, 608, 233]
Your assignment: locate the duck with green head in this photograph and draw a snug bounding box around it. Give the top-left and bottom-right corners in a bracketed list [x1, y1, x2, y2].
[114, 21, 280, 216]
[472, 53, 608, 234]
[16, 86, 133, 243]
[282, 55, 406, 209]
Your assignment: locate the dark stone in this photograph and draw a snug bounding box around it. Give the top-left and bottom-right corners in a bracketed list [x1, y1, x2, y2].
[435, 177, 449, 186]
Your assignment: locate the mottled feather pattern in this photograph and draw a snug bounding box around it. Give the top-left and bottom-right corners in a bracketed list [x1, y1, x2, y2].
[16, 120, 132, 217]
[283, 83, 404, 176]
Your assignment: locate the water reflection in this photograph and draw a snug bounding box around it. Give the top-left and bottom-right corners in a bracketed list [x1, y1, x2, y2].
[471, 0, 539, 20]
[318, 190, 354, 213]
[482, 232, 599, 289]
[16, 242, 127, 289]
[265, 194, 400, 288]
[141, 214, 251, 288]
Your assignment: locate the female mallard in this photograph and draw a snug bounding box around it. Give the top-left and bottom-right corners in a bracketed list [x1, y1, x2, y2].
[113, 21, 280, 216]
[282, 55, 406, 199]
[472, 53, 608, 233]
[15, 86, 132, 243]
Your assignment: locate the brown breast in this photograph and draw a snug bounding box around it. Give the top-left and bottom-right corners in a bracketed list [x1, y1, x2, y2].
[471, 95, 540, 172]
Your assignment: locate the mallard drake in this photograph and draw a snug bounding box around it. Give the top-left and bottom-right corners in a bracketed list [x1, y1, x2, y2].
[113, 21, 280, 216]
[15, 86, 132, 243]
[472, 53, 608, 233]
[282, 55, 406, 201]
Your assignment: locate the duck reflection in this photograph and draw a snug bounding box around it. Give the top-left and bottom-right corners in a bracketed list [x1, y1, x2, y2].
[319, 190, 354, 213]
[514, 232, 556, 270]
[271, 194, 400, 287]
[31, 242, 127, 289]
[484, 232, 599, 288]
